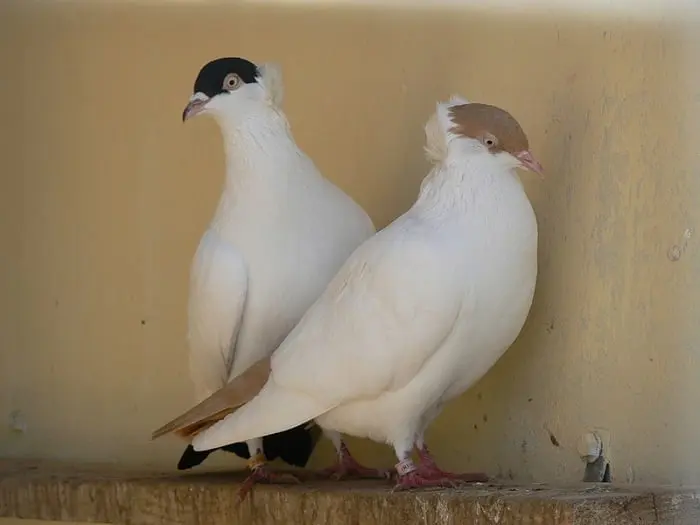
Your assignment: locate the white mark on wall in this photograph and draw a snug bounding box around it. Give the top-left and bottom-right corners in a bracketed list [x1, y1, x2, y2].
[577, 432, 603, 463]
[667, 228, 693, 262]
[8, 410, 27, 433]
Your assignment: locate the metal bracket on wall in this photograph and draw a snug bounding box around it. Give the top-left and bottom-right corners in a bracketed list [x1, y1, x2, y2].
[583, 453, 612, 482]
[577, 431, 611, 483]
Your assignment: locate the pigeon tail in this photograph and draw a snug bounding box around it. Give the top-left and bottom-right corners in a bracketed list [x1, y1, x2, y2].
[176, 423, 322, 470]
[177, 444, 215, 470]
[151, 357, 271, 441]
[260, 422, 323, 467]
[191, 380, 332, 452]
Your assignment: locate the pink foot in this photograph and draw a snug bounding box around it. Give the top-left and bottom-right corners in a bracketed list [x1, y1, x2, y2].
[417, 445, 489, 483]
[391, 458, 457, 490]
[318, 442, 391, 480]
[238, 465, 300, 502]
[394, 471, 457, 490]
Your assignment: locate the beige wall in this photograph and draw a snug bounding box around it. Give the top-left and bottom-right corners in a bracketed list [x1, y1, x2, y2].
[2, 0, 699, 486]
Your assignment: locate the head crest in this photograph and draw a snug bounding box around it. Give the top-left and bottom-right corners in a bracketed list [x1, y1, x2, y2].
[424, 94, 470, 164]
[257, 63, 284, 108]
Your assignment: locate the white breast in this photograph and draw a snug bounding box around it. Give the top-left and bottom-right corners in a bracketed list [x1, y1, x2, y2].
[188, 110, 374, 398]
[316, 168, 538, 445]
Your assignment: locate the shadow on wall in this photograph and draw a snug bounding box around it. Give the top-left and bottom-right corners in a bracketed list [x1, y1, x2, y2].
[0, 0, 698, 485]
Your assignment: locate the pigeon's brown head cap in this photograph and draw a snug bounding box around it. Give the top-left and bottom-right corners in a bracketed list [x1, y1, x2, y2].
[449, 103, 544, 176]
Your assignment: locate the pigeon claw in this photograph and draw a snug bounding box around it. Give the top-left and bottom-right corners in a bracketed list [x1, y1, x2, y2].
[416, 444, 488, 484]
[392, 471, 459, 491]
[237, 466, 301, 503]
[316, 441, 391, 481]
[318, 456, 391, 481]
[417, 465, 489, 484]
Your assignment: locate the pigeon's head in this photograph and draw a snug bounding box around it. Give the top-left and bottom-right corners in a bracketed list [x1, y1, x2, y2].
[439, 101, 544, 176]
[182, 57, 282, 123]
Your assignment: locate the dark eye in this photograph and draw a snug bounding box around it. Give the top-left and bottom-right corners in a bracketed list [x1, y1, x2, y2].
[223, 73, 242, 91]
[481, 133, 498, 148]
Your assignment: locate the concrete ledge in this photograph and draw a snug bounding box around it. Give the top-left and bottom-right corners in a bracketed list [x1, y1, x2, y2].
[1, 460, 700, 525]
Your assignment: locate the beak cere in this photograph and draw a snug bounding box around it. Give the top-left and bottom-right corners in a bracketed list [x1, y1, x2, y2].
[182, 93, 210, 122]
[515, 150, 545, 177]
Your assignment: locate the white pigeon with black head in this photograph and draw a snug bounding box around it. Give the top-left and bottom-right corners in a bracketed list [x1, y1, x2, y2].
[160, 57, 376, 492]
[188, 96, 544, 489]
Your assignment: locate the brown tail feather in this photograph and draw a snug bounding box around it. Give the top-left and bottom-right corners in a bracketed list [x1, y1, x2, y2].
[151, 356, 272, 440]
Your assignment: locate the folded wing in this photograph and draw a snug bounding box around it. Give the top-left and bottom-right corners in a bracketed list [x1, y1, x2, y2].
[192, 226, 466, 450]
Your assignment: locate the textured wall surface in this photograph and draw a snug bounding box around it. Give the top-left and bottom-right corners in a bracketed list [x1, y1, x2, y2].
[1, 1, 699, 485]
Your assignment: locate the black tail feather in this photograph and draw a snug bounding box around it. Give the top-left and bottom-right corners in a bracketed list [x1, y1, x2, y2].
[264, 422, 323, 467]
[176, 423, 323, 471]
[177, 444, 213, 470]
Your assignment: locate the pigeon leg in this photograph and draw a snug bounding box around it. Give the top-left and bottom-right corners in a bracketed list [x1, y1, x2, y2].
[415, 443, 488, 483]
[394, 467, 457, 489]
[237, 442, 300, 502]
[391, 439, 457, 490]
[317, 431, 391, 480]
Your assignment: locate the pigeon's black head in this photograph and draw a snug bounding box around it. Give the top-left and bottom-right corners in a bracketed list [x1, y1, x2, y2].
[192, 58, 260, 99]
[182, 57, 264, 123]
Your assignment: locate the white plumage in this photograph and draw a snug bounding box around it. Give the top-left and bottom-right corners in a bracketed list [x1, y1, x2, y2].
[181, 57, 375, 475]
[191, 94, 542, 487]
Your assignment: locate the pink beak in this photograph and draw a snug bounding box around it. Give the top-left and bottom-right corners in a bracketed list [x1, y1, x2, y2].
[182, 94, 210, 122]
[515, 150, 545, 177]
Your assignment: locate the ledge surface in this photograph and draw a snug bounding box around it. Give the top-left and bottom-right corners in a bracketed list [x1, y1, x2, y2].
[1, 459, 700, 525]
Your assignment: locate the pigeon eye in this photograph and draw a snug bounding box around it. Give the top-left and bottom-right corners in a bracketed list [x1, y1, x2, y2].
[481, 133, 498, 148]
[223, 73, 242, 91]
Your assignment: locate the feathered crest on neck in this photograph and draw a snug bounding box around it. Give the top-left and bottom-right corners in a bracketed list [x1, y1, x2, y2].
[257, 62, 285, 108]
[423, 94, 470, 165]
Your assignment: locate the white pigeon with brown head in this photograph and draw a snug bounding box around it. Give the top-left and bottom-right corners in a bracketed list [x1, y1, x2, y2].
[186, 95, 543, 488]
[153, 57, 376, 493]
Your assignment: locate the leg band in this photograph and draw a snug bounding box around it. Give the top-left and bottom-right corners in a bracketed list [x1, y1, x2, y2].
[247, 452, 266, 471]
[395, 458, 417, 476]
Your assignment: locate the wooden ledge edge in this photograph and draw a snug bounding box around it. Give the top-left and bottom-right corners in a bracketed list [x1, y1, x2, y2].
[1, 459, 700, 525]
